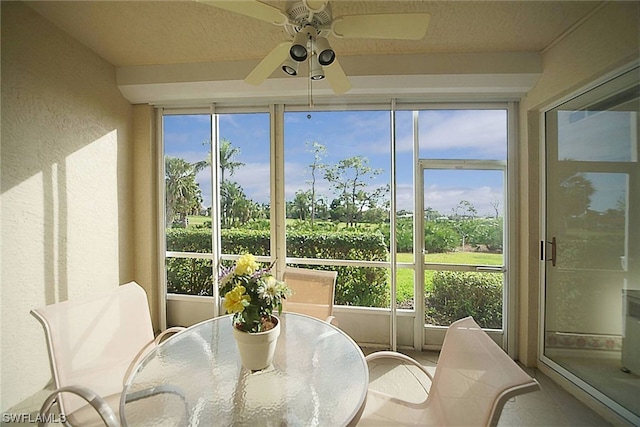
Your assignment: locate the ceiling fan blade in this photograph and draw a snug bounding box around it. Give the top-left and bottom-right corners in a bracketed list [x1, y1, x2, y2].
[197, 0, 287, 26]
[332, 13, 431, 40]
[324, 60, 351, 94]
[245, 41, 291, 86]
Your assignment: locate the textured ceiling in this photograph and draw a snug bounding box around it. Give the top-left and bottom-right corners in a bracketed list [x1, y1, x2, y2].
[26, 1, 601, 68]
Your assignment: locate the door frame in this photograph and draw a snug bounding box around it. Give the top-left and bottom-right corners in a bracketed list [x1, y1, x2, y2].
[538, 62, 640, 425]
[418, 160, 509, 350]
[410, 102, 518, 354]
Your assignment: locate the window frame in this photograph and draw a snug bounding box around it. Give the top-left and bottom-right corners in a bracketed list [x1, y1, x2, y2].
[157, 100, 518, 354]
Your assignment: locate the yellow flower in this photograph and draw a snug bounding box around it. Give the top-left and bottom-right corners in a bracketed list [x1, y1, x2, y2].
[234, 254, 259, 276]
[223, 286, 250, 314]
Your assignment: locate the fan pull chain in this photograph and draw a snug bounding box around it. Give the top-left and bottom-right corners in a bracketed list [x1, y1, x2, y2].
[307, 51, 314, 119]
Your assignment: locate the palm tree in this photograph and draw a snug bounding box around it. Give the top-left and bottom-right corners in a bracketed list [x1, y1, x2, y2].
[165, 156, 203, 227]
[220, 138, 244, 185]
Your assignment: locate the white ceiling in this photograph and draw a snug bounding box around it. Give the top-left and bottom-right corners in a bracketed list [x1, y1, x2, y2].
[25, 0, 604, 104]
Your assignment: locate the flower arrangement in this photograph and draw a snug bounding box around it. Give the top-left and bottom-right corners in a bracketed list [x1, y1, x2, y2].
[219, 254, 291, 333]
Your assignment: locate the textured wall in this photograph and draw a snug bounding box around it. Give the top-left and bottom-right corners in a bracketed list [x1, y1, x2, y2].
[1, 2, 133, 410]
[518, 2, 639, 366]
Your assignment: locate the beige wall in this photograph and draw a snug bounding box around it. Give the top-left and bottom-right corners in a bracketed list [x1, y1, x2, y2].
[1, 2, 133, 411]
[517, 1, 639, 366]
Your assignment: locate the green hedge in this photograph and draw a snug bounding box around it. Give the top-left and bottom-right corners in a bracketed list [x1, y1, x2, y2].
[166, 228, 388, 307]
[425, 271, 502, 328]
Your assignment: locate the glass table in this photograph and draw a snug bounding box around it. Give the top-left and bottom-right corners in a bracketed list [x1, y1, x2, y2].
[120, 312, 369, 426]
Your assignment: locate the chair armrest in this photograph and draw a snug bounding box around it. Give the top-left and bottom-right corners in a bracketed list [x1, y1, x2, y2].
[325, 315, 338, 327]
[123, 327, 186, 386]
[154, 326, 186, 344]
[365, 351, 434, 382]
[38, 385, 118, 427]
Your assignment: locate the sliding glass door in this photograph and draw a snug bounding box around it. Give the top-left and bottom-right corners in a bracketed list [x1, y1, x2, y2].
[543, 66, 640, 424]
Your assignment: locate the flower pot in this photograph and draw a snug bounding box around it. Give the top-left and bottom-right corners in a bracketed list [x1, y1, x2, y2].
[232, 316, 280, 371]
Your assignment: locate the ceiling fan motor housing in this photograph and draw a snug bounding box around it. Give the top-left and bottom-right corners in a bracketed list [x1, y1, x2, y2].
[286, 1, 332, 37]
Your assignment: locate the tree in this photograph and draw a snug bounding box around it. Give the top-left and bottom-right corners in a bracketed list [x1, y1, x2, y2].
[452, 200, 477, 248]
[306, 141, 327, 228]
[560, 173, 595, 217]
[324, 156, 389, 226]
[490, 198, 500, 219]
[220, 138, 244, 185]
[453, 200, 477, 220]
[291, 190, 312, 220]
[165, 156, 203, 227]
[220, 181, 251, 227]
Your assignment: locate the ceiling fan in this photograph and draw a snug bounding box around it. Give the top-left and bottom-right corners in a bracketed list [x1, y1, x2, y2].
[198, 0, 431, 94]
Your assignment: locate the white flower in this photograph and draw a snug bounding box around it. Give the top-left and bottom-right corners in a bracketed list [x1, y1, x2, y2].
[258, 276, 279, 301]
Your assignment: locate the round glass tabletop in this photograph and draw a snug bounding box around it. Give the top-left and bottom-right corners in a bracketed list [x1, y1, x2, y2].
[121, 312, 368, 426]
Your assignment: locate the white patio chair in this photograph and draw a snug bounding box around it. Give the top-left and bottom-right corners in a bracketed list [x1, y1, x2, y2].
[31, 281, 185, 426]
[360, 316, 540, 426]
[282, 267, 338, 325]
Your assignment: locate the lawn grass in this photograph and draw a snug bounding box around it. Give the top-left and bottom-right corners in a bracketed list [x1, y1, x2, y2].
[187, 215, 210, 227]
[394, 251, 503, 303]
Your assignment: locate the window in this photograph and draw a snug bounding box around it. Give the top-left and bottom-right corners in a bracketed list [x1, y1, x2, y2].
[164, 113, 213, 296]
[160, 103, 516, 350]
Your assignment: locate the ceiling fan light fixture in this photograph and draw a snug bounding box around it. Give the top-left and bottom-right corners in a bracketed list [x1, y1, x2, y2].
[290, 28, 310, 62]
[310, 54, 325, 80]
[315, 36, 335, 66]
[281, 56, 299, 76]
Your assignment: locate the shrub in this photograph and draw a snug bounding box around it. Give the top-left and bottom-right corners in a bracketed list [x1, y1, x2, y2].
[165, 228, 389, 307]
[425, 271, 502, 328]
[424, 221, 460, 253]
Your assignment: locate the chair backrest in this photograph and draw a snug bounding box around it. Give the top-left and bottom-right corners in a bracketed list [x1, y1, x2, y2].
[31, 282, 155, 415]
[282, 267, 337, 321]
[427, 317, 540, 426]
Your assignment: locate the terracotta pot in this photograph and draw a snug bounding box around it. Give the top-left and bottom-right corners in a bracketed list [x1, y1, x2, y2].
[232, 316, 280, 371]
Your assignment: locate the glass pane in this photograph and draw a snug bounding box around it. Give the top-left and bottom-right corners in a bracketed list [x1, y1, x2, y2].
[283, 111, 391, 308]
[554, 67, 639, 163]
[218, 113, 271, 257]
[425, 271, 503, 329]
[287, 263, 390, 308]
[395, 264, 415, 310]
[558, 108, 637, 162]
[418, 110, 507, 160]
[164, 114, 213, 295]
[164, 114, 212, 242]
[396, 110, 415, 257]
[166, 258, 213, 296]
[551, 172, 627, 271]
[423, 169, 504, 264]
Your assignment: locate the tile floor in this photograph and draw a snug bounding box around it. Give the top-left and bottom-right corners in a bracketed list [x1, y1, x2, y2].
[362, 348, 613, 427]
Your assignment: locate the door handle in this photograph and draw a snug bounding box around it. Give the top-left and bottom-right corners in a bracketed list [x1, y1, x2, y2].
[541, 237, 557, 267]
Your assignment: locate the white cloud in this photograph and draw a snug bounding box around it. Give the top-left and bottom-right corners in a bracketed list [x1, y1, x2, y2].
[424, 184, 502, 217]
[419, 110, 506, 157]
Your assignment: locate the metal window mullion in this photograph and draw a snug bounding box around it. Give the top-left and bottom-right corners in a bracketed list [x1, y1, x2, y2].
[211, 106, 222, 317]
[413, 110, 425, 351]
[272, 104, 286, 277]
[506, 100, 518, 355]
[156, 107, 167, 330]
[390, 99, 398, 352]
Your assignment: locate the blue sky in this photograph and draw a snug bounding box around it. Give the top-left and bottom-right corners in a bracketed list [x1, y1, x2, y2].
[164, 109, 512, 217]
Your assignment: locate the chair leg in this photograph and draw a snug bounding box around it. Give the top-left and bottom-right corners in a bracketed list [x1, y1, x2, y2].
[38, 386, 119, 427]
